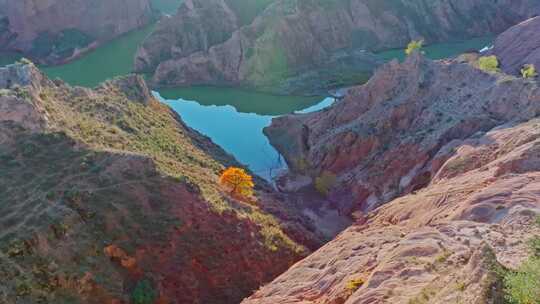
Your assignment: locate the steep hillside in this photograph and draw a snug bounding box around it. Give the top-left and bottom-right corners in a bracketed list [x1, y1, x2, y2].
[0, 0, 154, 64]
[0, 62, 320, 303]
[135, 0, 540, 94]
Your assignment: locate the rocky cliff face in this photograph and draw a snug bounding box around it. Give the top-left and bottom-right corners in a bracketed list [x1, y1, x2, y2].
[266, 52, 540, 215]
[134, 0, 242, 74]
[135, 0, 540, 94]
[244, 117, 540, 303]
[0, 0, 154, 64]
[489, 16, 540, 76]
[0, 62, 321, 303]
[243, 19, 540, 304]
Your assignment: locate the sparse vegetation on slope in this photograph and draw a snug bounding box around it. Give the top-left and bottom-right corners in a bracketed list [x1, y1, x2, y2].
[502, 218, 540, 304]
[0, 62, 308, 303]
[405, 40, 424, 56]
[521, 64, 538, 78]
[477, 55, 501, 73]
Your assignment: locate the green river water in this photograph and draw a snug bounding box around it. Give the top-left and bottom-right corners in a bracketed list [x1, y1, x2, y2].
[0, 25, 493, 179]
[151, 0, 183, 15]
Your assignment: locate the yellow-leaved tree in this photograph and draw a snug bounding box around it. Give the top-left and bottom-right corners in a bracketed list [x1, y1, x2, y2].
[477, 56, 500, 73]
[521, 64, 538, 78]
[219, 167, 254, 200]
[405, 40, 424, 56]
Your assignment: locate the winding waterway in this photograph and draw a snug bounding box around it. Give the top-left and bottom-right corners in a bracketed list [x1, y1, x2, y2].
[158, 92, 333, 180]
[0, 23, 494, 179]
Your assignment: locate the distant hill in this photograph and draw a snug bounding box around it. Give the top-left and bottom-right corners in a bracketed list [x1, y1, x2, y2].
[0, 0, 155, 65]
[135, 0, 540, 94]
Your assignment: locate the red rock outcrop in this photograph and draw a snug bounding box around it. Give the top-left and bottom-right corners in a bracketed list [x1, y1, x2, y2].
[0, 0, 154, 64]
[266, 52, 540, 215]
[489, 16, 540, 76]
[135, 0, 540, 94]
[251, 28, 540, 302]
[243, 117, 540, 303]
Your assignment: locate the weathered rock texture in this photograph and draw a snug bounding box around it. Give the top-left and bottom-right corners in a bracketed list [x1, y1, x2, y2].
[266, 52, 540, 215]
[244, 117, 540, 303]
[135, 0, 540, 94]
[490, 16, 540, 76]
[246, 21, 540, 303]
[0, 0, 154, 64]
[0, 62, 322, 303]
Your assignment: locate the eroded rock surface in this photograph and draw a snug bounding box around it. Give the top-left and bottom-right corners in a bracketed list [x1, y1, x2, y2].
[490, 16, 540, 76]
[266, 52, 540, 214]
[251, 24, 540, 302]
[244, 119, 540, 303]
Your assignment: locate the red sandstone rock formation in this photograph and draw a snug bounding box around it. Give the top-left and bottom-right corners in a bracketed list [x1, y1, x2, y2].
[244, 118, 540, 303]
[489, 16, 540, 76]
[249, 23, 540, 302]
[265, 52, 540, 214]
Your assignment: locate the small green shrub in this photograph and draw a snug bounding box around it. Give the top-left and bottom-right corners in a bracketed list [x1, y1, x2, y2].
[405, 40, 424, 56]
[294, 157, 310, 174]
[435, 250, 452, 263]
[13, 87, 31, 99]
[345, 277, 365, 294]
[131, 279, 156, 304]
[504, 258, 540, 304]
[456, 281, 466, 292]
[529, 237, 540, 258]
[17, 57, 33, 65]
[522, 64, 538, 78]
[407, 286, 437, 304]
[478, 56, 500, 73]
[315, 171, 337, 196]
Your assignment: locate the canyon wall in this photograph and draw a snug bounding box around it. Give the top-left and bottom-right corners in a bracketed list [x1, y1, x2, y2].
[243, 17, 540, 304]
[0, 0, 154, 64]
[265, 51, 540, 215]
[135, 0, 540, 94]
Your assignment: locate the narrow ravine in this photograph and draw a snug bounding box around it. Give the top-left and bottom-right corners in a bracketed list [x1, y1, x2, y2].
[156, 91, 334, 181]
